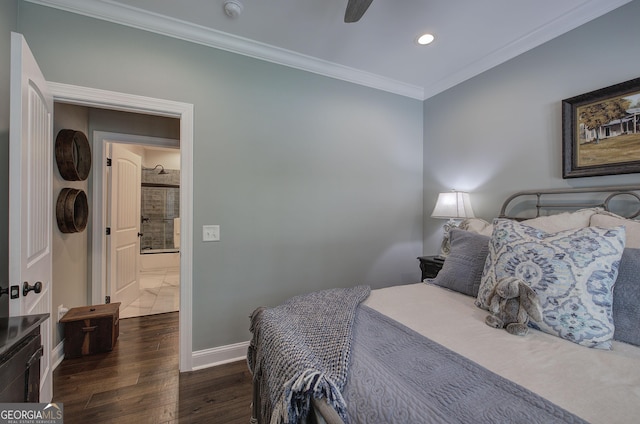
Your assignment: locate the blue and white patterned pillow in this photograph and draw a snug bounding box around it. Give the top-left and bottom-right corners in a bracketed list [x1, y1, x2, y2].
[476, 219, 626, 349]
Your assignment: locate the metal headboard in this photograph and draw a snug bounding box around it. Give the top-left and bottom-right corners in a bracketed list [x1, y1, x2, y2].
[499, 185, 640, 220]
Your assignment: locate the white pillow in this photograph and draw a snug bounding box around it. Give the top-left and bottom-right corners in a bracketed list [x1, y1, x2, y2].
[590, 212, 640, 248]
[459, 218, 493, 236]
[522, 208, 601, 233]
[460, 208, 602, 237]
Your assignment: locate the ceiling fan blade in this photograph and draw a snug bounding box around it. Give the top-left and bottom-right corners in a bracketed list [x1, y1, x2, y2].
[344, 0, 373, 23]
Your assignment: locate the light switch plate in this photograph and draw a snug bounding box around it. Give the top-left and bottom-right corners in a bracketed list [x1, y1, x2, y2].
[202, 225, 220, 242]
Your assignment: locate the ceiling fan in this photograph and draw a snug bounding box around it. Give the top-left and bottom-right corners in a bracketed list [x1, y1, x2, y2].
[344, 0, 374, 23]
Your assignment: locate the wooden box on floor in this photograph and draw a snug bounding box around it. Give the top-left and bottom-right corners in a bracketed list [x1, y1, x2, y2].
[60, 303, 121, 358]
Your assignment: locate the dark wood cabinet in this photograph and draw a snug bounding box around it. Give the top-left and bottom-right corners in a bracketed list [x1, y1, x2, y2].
[417, 255, 445, 280]
[0, 314, 49, 403]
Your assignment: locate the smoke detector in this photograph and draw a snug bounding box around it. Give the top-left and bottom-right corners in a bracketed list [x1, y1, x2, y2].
[223, 0, 243, 19]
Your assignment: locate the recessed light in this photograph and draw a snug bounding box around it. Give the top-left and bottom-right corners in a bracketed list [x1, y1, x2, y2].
[417, 33, 435, 45]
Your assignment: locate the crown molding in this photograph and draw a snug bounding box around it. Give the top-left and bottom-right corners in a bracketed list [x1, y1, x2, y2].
[422, 0, 633, 99]
[23, 0, 425, 100]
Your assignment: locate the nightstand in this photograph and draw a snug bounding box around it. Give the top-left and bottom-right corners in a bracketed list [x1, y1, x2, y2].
[417, 255, 445, 281]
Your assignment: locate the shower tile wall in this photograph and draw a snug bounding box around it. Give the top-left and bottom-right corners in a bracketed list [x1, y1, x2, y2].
[141, 169, 180, 251]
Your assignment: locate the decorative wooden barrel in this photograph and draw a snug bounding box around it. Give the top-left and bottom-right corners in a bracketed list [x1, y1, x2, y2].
[55, 129, 91, 181]
[56, 188, 88, 233]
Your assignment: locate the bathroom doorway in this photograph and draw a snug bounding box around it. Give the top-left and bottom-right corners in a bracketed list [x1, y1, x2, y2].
[98, 134, 181, 319]
[133, 144, 181, 318]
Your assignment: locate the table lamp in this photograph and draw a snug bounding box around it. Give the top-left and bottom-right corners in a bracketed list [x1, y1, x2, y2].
[431, 191, 474, 257]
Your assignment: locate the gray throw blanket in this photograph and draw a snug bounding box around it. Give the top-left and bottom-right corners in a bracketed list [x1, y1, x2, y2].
[343, 305, 588, 424]
[247, 285, 370, 424]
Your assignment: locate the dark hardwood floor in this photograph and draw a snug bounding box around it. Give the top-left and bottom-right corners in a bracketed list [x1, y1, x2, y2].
[53, 312, 253, 423]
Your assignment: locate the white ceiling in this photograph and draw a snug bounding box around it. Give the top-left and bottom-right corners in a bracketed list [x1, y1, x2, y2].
[26, 0, 632, 99]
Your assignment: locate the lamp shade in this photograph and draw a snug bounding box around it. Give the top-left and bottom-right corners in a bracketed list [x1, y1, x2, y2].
[431, 191, 475, 219]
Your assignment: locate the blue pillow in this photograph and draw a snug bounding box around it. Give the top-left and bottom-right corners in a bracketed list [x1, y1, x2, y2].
[428, 229, 490, 297]
[477, 219, 626, 349]
[613, 248, 640, 346]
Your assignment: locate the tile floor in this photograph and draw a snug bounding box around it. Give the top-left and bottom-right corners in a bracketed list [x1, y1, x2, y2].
[120, 268, 180, 319]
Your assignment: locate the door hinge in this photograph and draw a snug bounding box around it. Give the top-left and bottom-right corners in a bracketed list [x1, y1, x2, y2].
[106, 158, 112, 166]
[106, 227, 111, 235]
[105, 295, 111, 304]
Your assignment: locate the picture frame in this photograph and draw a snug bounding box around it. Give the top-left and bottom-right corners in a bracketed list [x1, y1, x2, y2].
[562, 77, 640, 178]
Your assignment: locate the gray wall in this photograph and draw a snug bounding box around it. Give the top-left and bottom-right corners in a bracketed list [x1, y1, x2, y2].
[52, 103, 90, 344]
[0, 0, 18, 317]
[423, 0, 640, 253]
[89, 109, 180, 140]
[12, 2, 423, 350]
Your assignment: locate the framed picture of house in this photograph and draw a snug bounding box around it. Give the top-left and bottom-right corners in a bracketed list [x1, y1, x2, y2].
[562, 77, 640, 178]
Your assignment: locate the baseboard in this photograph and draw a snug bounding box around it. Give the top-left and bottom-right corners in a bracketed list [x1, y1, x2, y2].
[52, 340, 65, 371]
[52, 337, 248, 372]
[191, 341, 250, 371]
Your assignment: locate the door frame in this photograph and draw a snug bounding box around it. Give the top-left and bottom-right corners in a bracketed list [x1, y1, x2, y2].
[50, 82, 194, 372]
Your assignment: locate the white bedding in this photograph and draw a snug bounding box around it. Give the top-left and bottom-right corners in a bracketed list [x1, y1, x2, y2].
[363, 283, 640, 424]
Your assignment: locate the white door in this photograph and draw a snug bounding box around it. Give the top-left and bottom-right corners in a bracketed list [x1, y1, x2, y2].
[107, 144, 141, 309]
[9, 32, 53, 402]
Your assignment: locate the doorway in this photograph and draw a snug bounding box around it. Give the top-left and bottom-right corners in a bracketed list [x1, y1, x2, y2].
[51, 82, 194, 372]
[103, 138, 181, 319]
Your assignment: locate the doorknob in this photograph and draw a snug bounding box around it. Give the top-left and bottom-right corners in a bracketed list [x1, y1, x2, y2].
[0, 286, 8, 297]
[23, 281, 42, 297]
[137, 232, 143, 237]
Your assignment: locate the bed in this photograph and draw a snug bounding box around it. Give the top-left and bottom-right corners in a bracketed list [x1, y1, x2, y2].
[248, 185, 640, 424]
